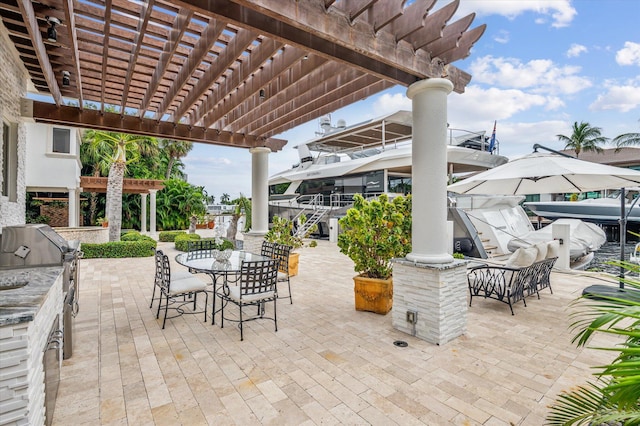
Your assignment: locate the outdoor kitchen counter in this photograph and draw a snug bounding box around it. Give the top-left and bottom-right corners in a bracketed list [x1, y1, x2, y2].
[0, 266, 63, 326]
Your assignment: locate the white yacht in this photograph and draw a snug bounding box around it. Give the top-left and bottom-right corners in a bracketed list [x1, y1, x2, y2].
[268, 111, 508, 237]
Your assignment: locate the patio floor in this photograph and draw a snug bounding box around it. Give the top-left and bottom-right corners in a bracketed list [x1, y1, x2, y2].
[52, 236, 620, 425]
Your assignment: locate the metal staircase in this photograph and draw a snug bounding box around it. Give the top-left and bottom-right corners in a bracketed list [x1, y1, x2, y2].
[293, 209, 328, 238]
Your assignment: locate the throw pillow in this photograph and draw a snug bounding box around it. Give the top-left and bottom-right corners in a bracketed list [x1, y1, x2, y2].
[534, 242, 548, 262]
[547, 240, 560, 258]
[506, 247, 538, 268]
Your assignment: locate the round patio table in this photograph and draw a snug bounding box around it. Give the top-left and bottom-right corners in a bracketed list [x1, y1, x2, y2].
[175, 249, 269, 324]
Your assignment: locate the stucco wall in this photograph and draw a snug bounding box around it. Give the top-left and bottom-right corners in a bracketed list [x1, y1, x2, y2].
[25, 123, 81, 192]
[0, 20, 28, 231]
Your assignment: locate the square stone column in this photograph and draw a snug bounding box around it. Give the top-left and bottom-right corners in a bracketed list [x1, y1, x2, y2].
[392, 259, 468, 345]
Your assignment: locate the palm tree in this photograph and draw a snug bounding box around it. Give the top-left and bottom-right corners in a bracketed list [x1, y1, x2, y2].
[613, 120, 640, 148]
[556, 121, 608, 157]
[220, 193, 231, 204]
[83, 130, 158, 241]
[547, 260, 640, 425]
[160, 139, 193, 179]
[226, 194, 251, 243]
[80, 130, 113, 225]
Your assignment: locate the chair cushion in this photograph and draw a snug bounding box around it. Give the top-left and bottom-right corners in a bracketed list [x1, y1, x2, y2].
[506, 247, 538, 268]
[169, 277, 207, 295]
[172, 270, 194, 281]
[277, 271, 288, 281]
[227, 285, 276, 303]
[534, 242, 548, 262]
[547, 240, 560, 258]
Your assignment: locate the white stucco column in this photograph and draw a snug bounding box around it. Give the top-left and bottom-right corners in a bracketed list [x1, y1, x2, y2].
[140, 193, 148, 233]
[149, 189, 157, 235]
[249, 147, 270, 234]
[406, 78, 454, 264]
[67, 187, 78, 227]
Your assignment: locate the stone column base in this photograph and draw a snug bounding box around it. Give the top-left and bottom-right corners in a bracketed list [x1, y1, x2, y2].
[242, 231, 267, 254]
[392, 259, 468, 345]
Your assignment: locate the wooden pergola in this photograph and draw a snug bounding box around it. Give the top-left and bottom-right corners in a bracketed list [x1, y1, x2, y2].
[1, 0, 485, 148]
[80, 176, 164, 194]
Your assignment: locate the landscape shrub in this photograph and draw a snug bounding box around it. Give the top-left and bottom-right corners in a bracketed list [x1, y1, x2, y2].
[81, 240, 157, 258]
[121, 231, 155, 243]
[174, 234, 235, 252]
[158, 230, 186, 242]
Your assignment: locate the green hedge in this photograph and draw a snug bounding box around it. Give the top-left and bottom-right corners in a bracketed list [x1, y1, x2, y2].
[81, 240, 157, 258]
[174, 234, 235, 252]
[121, 231, 155, 243]
[158, 230, 186, 242]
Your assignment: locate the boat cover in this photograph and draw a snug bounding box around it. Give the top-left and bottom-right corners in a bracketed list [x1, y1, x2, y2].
[507, 218, 606, 259]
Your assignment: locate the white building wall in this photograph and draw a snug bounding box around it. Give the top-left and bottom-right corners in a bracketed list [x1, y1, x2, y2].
[0, 20, 28, 230]
[25, 123, 81, 192]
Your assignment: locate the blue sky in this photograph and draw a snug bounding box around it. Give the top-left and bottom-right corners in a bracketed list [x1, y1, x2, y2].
[183, 0, 640, 202]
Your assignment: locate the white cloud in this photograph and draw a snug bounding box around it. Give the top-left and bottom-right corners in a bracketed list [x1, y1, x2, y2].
[494, 30, 509, 44]
[372, 93, 411, 116]
[589, 80, 640, 113]
[567, 44, 587, 58]
[456, 0, 576, 28]
[469, 55, 592, 95]
[616, 42, 640, 66]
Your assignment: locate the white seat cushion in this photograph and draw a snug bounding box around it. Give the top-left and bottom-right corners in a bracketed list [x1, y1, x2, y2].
[277, 271, 288, 280]
[169, 277, 207, 295]
[172, 270, 194, 280]
[505, 247, 538, 268]
[227, 285, 275, 303]
[547, 240, 560, 258]
[534, 242, 548, 262]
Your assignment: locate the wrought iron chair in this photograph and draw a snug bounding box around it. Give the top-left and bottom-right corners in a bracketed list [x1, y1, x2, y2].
[272, 243, 293, 304]
[155, 250, 208, 329]
[218, 259, 278, 341]
[150, 248, 193, 309]
[261, 240, 276, 258]
[187, 239, 218, 252]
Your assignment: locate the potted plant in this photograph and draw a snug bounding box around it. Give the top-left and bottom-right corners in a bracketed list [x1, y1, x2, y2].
[337, 194, 411, 314]
[97, 217, 108, 228]
[264, 214, 316, 276]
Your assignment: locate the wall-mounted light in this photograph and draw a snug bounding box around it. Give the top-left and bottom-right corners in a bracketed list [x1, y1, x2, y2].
[46, 16, 60, 43]
[62, 70, 70, 86]
[259, 89, 265, 100]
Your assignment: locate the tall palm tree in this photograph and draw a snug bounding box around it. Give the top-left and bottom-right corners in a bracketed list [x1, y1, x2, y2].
[80, 130, 113, 225]
[83, 130, 158, 241]
[160, 139, 193, 179]
[556, 121, 608, 157]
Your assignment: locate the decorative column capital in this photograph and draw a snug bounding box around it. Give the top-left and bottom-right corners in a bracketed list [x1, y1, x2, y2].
[249, 146, 272, 155]
[406, 78, 454, 100]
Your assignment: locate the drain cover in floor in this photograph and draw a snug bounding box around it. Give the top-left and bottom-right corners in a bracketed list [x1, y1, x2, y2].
[393, 340, 408, 347]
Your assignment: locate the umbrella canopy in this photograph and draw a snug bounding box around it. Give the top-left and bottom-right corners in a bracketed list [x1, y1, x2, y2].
[447, 152, 640, 195]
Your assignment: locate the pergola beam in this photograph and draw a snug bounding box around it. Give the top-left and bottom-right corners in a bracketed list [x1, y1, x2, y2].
[26, 100, 287, 151]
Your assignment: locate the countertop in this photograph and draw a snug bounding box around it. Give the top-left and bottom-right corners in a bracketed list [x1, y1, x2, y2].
[0, 266, 64, 327]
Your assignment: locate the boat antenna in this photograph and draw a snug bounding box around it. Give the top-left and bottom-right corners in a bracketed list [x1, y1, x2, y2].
[532, 143, 575, 158]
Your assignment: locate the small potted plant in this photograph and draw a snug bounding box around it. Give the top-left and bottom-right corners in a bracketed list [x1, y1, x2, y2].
[97, 217, 108, 228]
[337, 194, 411, 314]
[264, 214, 316, 276]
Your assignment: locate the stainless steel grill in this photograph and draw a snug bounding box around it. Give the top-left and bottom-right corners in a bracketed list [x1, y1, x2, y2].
[0, 224, 81, 359]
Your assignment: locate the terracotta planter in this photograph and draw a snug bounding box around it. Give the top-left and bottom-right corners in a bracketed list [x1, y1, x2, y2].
[196, 223, 207, 229]
[207, 221, 215, 229]
[353, 275, 393, 315]
[287, 252, 300, 277]
[101, 222, 108, 228]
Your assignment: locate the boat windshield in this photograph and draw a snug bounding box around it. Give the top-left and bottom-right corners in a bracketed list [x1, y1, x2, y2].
[606, 189, 640, 202]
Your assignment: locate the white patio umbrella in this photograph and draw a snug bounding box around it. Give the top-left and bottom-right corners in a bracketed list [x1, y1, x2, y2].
[447, 151, 640, 195]
[448, 150, 640, 290]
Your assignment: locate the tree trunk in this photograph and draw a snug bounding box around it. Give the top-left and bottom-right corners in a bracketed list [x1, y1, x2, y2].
[106, 162, 125, 241]
[165, 157, 176, 180]
[227, 214, 240, 241]
[88, 168, 100, 225]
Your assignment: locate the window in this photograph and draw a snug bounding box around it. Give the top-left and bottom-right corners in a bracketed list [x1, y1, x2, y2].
[2, 121, 18, 201]
[52, 127, 71, 153]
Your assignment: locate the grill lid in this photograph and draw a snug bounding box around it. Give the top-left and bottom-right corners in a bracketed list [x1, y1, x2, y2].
[0, 224, 75, 267]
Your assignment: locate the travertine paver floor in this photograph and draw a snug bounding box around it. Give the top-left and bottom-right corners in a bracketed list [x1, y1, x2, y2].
[53, 237, 620, 425]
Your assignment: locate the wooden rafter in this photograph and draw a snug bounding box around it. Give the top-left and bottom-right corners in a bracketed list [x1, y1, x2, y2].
[16, 0, 63, 105]
[2, 0, 487, 148]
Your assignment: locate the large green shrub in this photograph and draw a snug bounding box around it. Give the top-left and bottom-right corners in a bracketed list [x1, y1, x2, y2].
[120, 231, 155, 243]
[156, 179, 207, 230]
[81, 240, 157, 258]
[158, 230, 186, 242]
[174, 234, 235, 252]
[337, 194, 412, 280]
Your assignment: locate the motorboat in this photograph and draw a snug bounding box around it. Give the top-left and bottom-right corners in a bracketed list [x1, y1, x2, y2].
[449, 194, 606, 269]
[269, 111, 508, 237]
[524, 188, 640, 225]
